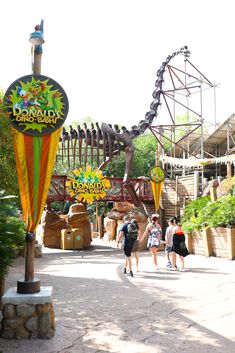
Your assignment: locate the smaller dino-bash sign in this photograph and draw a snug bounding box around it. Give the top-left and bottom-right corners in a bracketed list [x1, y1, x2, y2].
[149, 166, 164, 211]
[4, 74, 69, 136]
[149, 166, 165, 183]
[66, 166, 111, 203]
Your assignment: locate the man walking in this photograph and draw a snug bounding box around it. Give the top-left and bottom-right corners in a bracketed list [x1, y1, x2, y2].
[117, 215, 137, 277]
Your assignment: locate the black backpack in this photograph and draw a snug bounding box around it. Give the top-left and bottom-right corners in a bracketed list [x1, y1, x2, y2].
[126, 220, 139, 241]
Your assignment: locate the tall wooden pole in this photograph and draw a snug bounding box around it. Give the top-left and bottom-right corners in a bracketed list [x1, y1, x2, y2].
[33, 50, 42, 75]
[24, 40, 42, 285]
[17, 22, 44, 294]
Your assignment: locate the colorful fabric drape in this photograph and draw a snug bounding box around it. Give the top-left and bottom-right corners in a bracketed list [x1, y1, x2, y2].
[11, 126, 61, 232]
[151, 180, 163, 211]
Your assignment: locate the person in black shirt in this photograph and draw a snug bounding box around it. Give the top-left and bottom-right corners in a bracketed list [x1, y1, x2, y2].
[117, 215, 136, 277]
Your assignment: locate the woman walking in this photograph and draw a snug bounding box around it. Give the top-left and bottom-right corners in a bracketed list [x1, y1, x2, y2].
[171, 222, 189, 271]
[141, 214, 162, 270]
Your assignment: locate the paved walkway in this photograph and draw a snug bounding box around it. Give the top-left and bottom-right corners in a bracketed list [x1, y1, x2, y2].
[1, 239, 235, 353]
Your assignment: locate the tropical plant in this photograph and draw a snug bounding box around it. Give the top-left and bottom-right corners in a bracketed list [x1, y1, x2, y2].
[86, 201, 113, 223]
[182, 194, 235, 233]
[104, 132, 157, 178]
[0, 89, 19, 199]
[202, 195, 235, 228]
[181, 196, 210, 233]
[0, 191, 25, 279]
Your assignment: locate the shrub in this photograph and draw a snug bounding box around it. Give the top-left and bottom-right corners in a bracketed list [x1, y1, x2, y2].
[0, 191, 25, 279]
[182, 194, 235, 233]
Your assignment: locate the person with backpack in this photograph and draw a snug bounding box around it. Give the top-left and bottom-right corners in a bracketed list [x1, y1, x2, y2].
[116, 216, 139, 277]
[131, 219, 141, 272]
[141, 214, 162, 270]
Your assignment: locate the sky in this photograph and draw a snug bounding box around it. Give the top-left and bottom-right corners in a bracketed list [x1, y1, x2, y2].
[1, 0, 235, 131]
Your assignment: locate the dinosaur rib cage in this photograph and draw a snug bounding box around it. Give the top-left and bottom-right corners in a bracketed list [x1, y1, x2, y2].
[57, 122, 131, 169]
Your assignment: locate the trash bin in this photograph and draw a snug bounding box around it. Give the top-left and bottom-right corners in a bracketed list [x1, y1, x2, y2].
[72, 228, 84, 249]
[61, 229, 73, 250]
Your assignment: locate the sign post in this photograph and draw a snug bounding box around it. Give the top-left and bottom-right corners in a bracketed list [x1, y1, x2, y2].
[4, 21, 69, 294]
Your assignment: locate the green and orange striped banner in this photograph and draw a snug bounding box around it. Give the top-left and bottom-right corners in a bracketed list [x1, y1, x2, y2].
[12, 127, 61, 232]
[151, 180, 163, 211]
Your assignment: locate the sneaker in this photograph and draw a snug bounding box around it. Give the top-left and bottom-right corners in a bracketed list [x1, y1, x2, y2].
[169, 267, 177, 271]
[123, 268, 127, 274]
[129, 271, 134, 277]
[166, 262, 172, 268]
[179, 268, 186, 272]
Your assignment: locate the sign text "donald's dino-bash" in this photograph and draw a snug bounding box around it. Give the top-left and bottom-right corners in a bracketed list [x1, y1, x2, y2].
[4, 74, 69, 136]
[66, 167, 110, 203]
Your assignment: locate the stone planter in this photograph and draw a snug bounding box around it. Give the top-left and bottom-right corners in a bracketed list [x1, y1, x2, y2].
[1, 287, 55, 339]
[186, 227, 235, 260]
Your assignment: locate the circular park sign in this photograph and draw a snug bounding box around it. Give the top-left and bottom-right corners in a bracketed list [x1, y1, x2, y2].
[149, 166, 165, 183]
[4, 74, 69, 136]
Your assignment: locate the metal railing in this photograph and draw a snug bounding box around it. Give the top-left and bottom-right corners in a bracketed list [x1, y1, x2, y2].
[47, 175, 154, 203]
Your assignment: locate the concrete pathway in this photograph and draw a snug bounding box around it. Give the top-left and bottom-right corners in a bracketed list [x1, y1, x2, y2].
[1, 239, 235, 353]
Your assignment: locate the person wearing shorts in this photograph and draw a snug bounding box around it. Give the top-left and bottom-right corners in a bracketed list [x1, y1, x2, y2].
[165, 218, 176, 268]
[141, 214, 162, 271]
[131, 226, 141, 272]
[117, 215, 135, 277]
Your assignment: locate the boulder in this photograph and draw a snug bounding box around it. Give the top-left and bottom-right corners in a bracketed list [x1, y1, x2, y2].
[106, 210, 125, 220]
[113, 202, 133, 213]
[217, 176, 235, 198]
[42, 210, 69, 248]
[68, 203, 86, 214]
[103, 217, 117, 241]
[68, 206, 92, 248]
[127, 209, 148, 223]
[203, 179, 219, 196]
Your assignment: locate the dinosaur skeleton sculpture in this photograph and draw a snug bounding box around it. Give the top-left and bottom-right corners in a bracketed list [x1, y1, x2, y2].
[58, 46, 190, 205]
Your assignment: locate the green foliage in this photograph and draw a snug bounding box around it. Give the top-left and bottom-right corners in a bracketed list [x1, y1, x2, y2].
[181, 196, 210, 233]
[182, 196, 210, 220]
[202, 195, 235, 228]
[105, 133, 157, 178]
[0, 191, 26, 278]
[0, 90, 19, 199]
[229, 184, 235, 196]
[86, 202, 113, 223]
[182, 194, 235, 233]
[50, 201, 64, 213]
[53, 159, 69, 174]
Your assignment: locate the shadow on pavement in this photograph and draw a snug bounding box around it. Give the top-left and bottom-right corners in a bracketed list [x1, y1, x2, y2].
[0, 240, 234, 353]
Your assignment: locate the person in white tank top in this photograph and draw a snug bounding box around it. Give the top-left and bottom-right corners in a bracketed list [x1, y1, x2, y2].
[141, 214, 162, 270]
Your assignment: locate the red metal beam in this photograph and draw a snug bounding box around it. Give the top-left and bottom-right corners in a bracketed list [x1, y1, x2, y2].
[47, 175, 154, 204]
